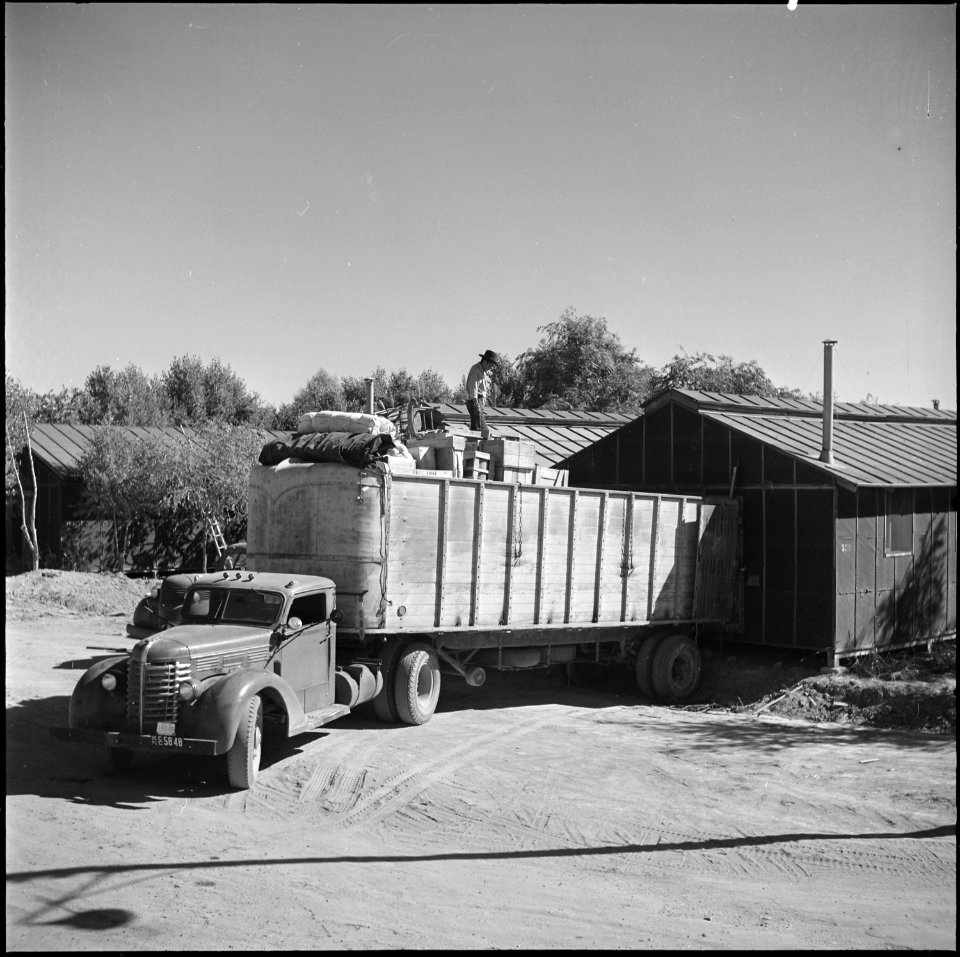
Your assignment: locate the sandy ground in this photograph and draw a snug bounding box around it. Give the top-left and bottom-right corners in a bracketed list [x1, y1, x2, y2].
[6, 613, 957, 951]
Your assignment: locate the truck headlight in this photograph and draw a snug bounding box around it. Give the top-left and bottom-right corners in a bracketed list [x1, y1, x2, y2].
[178, 678, 201, 702]
[101, 672, 118, 692]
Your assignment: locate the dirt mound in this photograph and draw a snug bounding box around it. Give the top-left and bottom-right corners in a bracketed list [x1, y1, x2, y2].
[5, 569, 161, 620]
[701, 644, 956, 735]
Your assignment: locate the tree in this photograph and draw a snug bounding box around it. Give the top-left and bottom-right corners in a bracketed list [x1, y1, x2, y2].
[341, 366, 454, 412]
[509, 309, 654, 411]
[5, 375, 37, 499]
[200, 357, 264, 424]
[83, 364, 170, 425]
[33, 387, 93, 424]
[161, 354, 206, 423]
[415, 369, 454, 404]
[77, 424, 269, 572]
[160, 424, 268, 570]
[649, 349, 805, 398]
[161, 354, 264, 425]
[274, 368, 345, 430]
[5, 409, 41, 570]
[77, 427, 162, 570]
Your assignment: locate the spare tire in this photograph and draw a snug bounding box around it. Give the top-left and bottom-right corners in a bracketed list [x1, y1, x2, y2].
[650, 634, 702, 702]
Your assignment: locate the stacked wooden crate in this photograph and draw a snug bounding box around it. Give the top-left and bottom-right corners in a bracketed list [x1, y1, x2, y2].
[479, 438, 536, 483]
[463, 449, 490, 480]
[405, 432, 465, 477]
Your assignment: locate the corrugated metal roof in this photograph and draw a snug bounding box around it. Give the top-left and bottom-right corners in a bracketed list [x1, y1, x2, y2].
[702, 411, 957, 489]
[23, 424, 290, 478]
[423, 403, 633, 467]
[24, 409, 627, 477]
[654, 388, 955, 422]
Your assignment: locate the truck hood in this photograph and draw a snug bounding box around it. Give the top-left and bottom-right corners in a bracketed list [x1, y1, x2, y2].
[140, 623, 275, 663]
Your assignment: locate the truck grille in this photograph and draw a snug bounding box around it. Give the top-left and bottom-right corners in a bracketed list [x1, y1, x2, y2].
[127, 654, 191, 732]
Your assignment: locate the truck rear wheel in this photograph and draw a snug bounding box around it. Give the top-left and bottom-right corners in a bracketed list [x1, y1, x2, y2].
[227, 695, 263, 789]
[394, 643, 441, 726]
[634, 634, 665, 699]
[93, 745, 134, 774]
[651, 634, 702, 702]
[372, 640, 403, 723]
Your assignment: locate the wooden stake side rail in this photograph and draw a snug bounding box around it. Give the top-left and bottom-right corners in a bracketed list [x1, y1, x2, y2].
[245, 463, 740, 640]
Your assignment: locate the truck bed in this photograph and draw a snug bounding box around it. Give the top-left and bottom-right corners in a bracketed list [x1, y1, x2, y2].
[246, 462, 739, 642]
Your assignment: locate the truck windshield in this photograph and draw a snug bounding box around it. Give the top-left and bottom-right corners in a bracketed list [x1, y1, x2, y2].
[181, 587, 283, 626]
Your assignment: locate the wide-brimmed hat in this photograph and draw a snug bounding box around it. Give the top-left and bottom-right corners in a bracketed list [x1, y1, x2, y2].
[479, 349, 502, 366]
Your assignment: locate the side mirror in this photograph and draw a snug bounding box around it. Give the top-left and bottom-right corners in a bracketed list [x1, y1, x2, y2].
[287, 616, 303, 632]
[330, 609, 344, 624]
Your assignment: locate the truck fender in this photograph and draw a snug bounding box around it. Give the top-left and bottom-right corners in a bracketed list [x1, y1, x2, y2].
[183, 670, 306, 752]
[68, 656, 129, 731]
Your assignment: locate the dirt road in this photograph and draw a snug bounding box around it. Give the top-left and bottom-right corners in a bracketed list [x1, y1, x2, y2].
[6, 616, 956, 950]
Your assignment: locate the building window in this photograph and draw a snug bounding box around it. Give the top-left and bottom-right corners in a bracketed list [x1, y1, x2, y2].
[884, 488, 913, 555]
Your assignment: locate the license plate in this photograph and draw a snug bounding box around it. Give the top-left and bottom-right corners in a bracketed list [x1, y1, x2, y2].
[151, 733, 184, 748]
[156, 721, 176, 735]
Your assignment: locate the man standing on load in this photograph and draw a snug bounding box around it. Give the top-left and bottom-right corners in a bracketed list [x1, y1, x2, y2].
[466, 349, 502, 439]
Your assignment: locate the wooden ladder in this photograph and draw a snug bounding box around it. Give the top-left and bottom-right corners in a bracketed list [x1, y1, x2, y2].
[208, 518, 227, 556]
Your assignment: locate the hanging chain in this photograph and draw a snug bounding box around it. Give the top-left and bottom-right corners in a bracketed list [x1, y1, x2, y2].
[513, 484, 523, 564]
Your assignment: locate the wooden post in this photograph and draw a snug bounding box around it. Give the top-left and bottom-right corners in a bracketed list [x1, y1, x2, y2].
[470, 483, 484, 626]
[435, 479, 449, 627]
[622, 493, 635, 622]
[503, 484, 516, 625]
[648, 496, 661, 620]
[594, 493, 607, 623]
[534, 486, 547, 624]
[565, 490, 578, 624]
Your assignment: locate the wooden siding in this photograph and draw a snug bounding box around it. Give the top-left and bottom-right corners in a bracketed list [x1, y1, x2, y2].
[383, 479, 718, 630]
[835, 487, 957, 653]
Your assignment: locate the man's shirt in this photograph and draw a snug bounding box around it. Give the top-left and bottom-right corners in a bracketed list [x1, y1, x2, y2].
[466, 361, 488, 401]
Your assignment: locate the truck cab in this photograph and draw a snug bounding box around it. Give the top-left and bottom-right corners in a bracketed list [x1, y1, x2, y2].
[51, 571, 382, 789]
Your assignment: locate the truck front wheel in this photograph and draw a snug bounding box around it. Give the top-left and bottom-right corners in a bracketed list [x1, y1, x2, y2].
[394, 644, 441, 726]
[227, 695, 263, 789]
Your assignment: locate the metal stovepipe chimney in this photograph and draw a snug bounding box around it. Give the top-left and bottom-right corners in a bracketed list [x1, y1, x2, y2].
[819, 340, 837, 464]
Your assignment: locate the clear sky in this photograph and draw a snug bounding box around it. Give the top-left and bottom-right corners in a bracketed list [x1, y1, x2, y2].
[5, 3, 956, 409]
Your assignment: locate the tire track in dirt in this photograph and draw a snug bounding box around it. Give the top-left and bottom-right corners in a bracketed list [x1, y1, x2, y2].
[238, 735, 377, 817]
[295, 744, 377, 811]
[227, 706, 588, 828]
[224, 702, 954, 890]
[338, 706, 593, 830]
[775, 838, 955, 885]
[570, 820, 955, 886]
